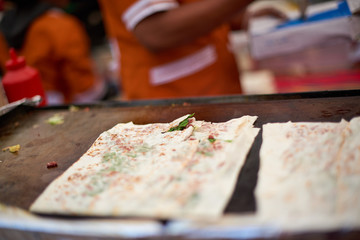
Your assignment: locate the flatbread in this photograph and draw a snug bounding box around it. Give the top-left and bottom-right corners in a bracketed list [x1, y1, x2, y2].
[256, 117, 360, 230]
[336, 117, 360, 226]
[30, 114, 259, 219]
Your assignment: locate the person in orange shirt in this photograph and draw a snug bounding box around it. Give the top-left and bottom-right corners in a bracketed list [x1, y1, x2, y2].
[0, 0, 106, 105]
[98, 0, 286, 100]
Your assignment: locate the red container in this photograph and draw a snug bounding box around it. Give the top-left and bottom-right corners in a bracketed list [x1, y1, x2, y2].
[2, 48, 47, 106]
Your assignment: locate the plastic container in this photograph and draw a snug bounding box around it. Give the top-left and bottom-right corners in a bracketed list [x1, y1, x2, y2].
[1, 48, 47, 106]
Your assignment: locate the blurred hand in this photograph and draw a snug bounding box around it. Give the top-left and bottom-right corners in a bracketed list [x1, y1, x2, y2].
[244, 7, 288, 30]
[231, 7, 289, 31]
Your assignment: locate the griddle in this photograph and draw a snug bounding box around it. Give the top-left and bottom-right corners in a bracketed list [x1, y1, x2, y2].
[0, 89, 360, 239]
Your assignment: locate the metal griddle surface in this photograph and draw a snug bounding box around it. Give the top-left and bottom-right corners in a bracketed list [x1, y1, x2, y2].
[1, 90, 360, 215]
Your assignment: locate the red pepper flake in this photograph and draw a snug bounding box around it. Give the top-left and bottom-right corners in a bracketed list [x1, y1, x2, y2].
[218, 161, 225, 168]
[47, 161, 58, 169]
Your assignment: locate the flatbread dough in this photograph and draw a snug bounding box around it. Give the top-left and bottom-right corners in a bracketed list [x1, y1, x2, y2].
[256, 117, 360, 230]
[30, 115, 259, 219]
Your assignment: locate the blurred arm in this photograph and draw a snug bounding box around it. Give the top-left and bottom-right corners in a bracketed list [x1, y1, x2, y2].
[133, 0, 254, 53]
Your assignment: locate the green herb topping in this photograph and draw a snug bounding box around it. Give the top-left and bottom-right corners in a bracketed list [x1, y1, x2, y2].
[208, 138, 216, 143]
[208, 135, 216, 143]
[168, 113, 195, 132]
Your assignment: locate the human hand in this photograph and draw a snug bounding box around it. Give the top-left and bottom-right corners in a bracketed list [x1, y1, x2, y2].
[240, 7, 289, 31]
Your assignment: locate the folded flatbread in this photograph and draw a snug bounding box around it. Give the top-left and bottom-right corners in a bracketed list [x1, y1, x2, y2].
[257, 117, 360, 230]
[30, 114, 259, 219]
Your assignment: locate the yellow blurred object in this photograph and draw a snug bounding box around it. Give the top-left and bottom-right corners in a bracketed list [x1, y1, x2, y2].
[69, 105, 80, 112]
[2, 144, 20, 153]
[46, 114, 64, 125]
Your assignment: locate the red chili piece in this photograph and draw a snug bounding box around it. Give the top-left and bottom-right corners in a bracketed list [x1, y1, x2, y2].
[47, 161, 58, 169]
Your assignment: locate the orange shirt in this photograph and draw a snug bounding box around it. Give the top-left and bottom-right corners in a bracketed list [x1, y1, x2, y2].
[98, 0, 242, 100]
[0, 9, 102, 104]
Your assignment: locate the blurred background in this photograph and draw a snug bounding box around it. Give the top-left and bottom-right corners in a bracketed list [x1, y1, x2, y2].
[69, 0, 360, 96]
[1, 0, 359, 101]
